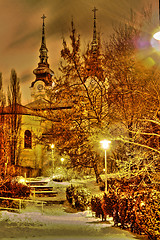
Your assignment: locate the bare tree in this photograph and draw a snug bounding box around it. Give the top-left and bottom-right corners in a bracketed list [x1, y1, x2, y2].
[42, 9, 160, 186]
[44, 21, 109, 183]
[104, 12, 160, 183]
[0, 73, 7, 178]
[7, 69, 22, 166]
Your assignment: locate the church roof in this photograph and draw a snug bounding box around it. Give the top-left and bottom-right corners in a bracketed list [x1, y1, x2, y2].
[25, 98, 50, 110]
[25, 98, 72, 111]
[0, 103, 38, 117]
[0, 101, 72, 123]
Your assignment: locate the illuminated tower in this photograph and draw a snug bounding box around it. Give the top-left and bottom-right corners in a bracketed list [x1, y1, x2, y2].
[30, 14, 54, 101]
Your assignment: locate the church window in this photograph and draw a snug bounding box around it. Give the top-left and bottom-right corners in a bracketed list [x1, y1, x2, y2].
[24, 130, 32, 149]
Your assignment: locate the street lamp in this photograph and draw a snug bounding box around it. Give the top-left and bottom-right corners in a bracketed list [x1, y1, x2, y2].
[100, 140, 111, 194]
[50, 144, 55, 175]
[51, 144, 55, 149]
[61, 157, 64, 163]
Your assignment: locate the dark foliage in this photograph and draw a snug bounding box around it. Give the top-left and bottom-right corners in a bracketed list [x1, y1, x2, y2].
[0, 180, 30, 198]
[91, 196, 104, 220]
[91, 178, 160, 239]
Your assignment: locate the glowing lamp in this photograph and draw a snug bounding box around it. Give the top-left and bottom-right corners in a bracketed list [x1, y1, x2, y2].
[61, 158, 64, 163]
[51, 144, 55, 149]
[153, 31, 160, 40]
[100, 140, 111, 150]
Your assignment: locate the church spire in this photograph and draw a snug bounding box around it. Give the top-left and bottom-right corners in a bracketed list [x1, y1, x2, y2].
[39, 14, 48, 65]
[31, 15, 54, 92]
[91, 7, 98, 53]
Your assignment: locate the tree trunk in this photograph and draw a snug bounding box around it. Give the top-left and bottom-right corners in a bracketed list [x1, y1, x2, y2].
[92, 155, 103, 184]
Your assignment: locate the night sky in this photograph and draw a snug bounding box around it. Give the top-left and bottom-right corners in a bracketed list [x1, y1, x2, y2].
[0, 0, 158, 104]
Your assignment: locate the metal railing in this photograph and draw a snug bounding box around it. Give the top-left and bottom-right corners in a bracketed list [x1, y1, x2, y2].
[0, 196, 45, 214]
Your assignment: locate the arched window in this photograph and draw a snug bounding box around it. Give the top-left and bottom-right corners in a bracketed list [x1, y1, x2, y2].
[24, 130, 32, 149]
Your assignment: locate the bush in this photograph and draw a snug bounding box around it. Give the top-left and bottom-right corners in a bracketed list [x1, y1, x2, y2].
[91, 179, 160, 239]
[0, 180, 30, 198]
[66, 185, 90, 211]
[91, 196, 104, 219]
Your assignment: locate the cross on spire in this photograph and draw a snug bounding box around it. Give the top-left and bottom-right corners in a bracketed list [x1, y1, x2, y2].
[41, 14, 46, 25]
[92, 7, 98, 20]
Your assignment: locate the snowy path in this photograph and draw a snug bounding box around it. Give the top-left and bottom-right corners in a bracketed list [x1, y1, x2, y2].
[0, 204, 147, 240]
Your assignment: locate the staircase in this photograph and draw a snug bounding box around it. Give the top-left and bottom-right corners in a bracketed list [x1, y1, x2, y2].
[26, 179, 66, 204]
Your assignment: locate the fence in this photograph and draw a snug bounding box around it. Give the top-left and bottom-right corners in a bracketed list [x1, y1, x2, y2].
[0, 196, 45, 214]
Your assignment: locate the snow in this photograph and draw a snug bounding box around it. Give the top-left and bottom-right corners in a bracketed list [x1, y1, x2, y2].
[0, 206, 147, 240]
[0, 177, 148, 240]
[0, 209, 105, 227]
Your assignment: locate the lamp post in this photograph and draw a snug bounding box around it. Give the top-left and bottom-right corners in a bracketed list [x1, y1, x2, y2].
[50, 144, 55, 175]
[100, 140, 111, 194]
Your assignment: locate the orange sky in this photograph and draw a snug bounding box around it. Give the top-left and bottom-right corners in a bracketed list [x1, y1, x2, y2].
[0, 0, 158, 104]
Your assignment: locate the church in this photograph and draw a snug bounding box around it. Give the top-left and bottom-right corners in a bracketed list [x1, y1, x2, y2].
[0, 8, 100, 178]
[0, 14, 67, 178]
[18, 14, 73, 177]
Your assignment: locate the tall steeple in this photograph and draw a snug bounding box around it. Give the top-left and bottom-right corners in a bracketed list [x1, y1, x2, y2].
[85, 8, 104, 80]
[30, 15, 54, 100]
[39, 14, 49, 66]
[91, 7, 98, 53]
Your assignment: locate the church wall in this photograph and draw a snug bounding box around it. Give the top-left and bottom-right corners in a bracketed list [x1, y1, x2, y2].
[18, 114, 44, 177]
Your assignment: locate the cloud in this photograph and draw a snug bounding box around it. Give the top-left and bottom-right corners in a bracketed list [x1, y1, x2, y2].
[0, 0, 158, 104]
[4, 0, 121, 54]
[20, 72, 33, 83]
[7, 30, 40, 51]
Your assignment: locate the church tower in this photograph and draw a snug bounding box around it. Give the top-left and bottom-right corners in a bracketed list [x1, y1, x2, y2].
[85, 7, 103, 80]
[91, 7, 98, 54]
[30, 15, 54, 101]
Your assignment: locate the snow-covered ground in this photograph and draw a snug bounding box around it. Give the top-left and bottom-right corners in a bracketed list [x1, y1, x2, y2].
[0, 177, 148, 240]
[0, 204, 148, 240]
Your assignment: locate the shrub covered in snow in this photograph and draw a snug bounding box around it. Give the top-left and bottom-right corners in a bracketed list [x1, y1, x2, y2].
[66, 185, 90, 211]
